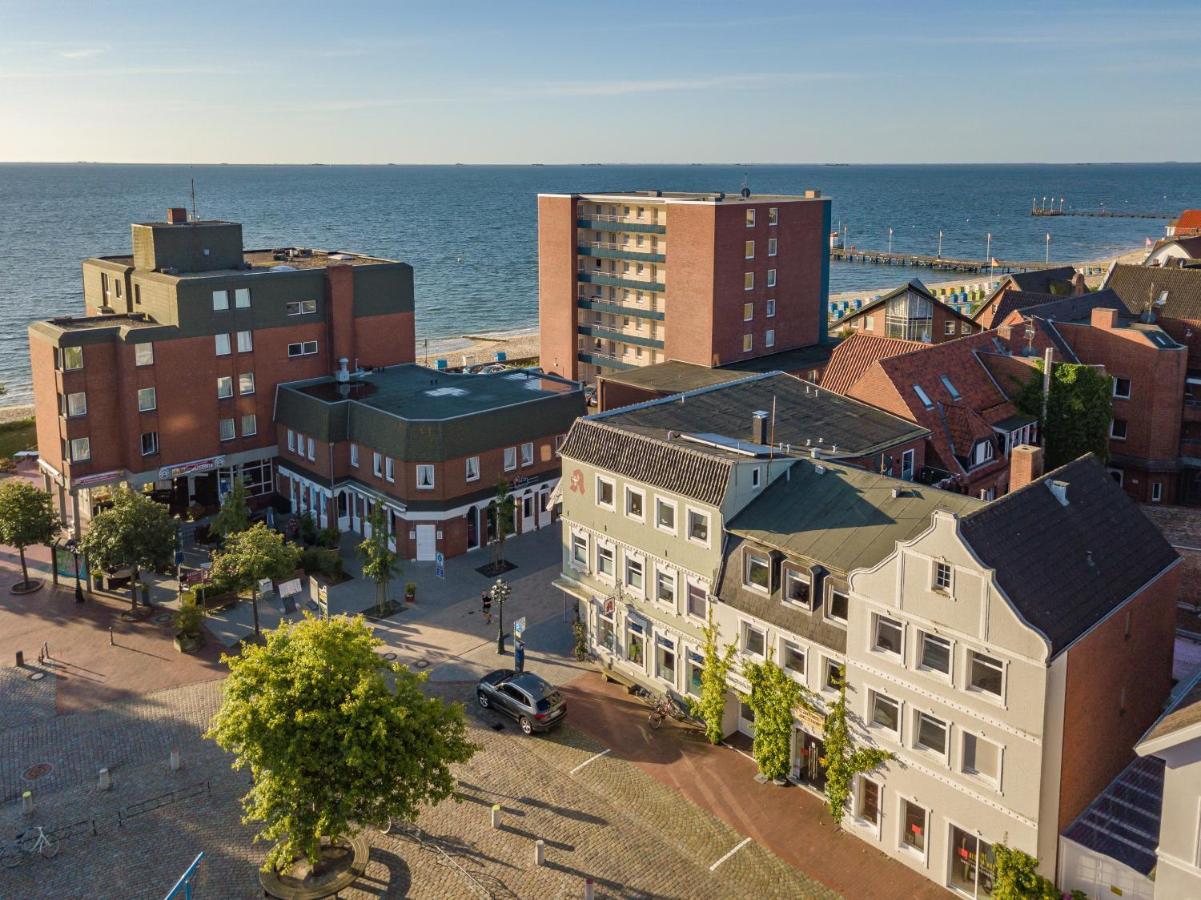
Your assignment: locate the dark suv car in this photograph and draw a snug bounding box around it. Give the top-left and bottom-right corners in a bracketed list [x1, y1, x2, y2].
[477, 670, 567, 734]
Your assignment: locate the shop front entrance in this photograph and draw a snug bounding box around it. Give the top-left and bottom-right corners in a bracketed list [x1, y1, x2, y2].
[795, 729, 827, 792]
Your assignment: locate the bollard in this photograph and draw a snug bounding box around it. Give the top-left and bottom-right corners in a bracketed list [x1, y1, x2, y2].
[169, 749, 181, 772]
[534, 839, 545, 866]
[21, 790, 33, 816]
[98, 767, 112, 791]
[584, 878, 595, 900]
[15, 650, 23, 667]
[109, 626, 114, 647]
[490, 803, 501, 829]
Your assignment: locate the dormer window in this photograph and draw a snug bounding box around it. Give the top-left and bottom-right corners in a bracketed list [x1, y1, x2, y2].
[744, 550, 771, 593]
[972, 440, 995, 467]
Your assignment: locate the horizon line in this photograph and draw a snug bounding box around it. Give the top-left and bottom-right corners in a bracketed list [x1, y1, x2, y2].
[2, 159, 1201, 168]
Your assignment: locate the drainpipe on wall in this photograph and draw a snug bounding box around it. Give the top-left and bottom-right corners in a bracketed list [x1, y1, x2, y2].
[1041, 347, 1055, 427]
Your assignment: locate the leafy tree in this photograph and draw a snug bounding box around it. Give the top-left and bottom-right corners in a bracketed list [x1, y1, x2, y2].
[993, 845, 1059, 900]
[358, 506, 399, 615]
[206, 615, 478, 872]
[740, 655, 813, 780]
[79, 487, 176, 611]
[212, 522, 302, 637]
[688, 612, 736, 744]
[490, 479, 516, 568]
[823, 666, 893, 826]
[210, 478, 250, 541]
[1014, 361, 1113, 469]
[0, 481, 60, 590]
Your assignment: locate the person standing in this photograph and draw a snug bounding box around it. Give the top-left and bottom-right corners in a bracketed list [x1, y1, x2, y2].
[481, 590, 493, 624]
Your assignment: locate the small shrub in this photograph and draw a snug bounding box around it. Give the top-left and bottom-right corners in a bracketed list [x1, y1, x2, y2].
[300, 546, 342, 579]
[175, 598, 204, 636]
[299, 513, 317, 544]
[317, 525, 341, 549]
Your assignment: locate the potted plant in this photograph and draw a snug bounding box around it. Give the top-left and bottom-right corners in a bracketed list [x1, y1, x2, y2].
[174, 597, 205, 652]
[405, 581, 417, 603]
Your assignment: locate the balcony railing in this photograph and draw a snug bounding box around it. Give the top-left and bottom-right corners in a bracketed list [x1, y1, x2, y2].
[577, 297, 665, 321]
[578, 324, 664, 349]
[577, 244, 666, 264]
[578, 271, 665, 292]
[576, 217, 666, 235]
[578, 351, 636, 371]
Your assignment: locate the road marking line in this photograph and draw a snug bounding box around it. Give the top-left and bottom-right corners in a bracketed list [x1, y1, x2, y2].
[709, 836, 752, 872]
[569, 748, 611, 775]
[706, 836, 744, 869]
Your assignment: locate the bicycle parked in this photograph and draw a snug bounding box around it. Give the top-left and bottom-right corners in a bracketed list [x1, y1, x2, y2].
[647, 693, 690, 729]
[0, 825, 58, 868]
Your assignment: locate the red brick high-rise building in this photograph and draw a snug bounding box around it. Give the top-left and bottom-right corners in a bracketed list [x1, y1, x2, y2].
[538, 190, 831, 384]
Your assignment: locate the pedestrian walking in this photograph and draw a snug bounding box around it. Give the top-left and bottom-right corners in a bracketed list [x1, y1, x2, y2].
[481, 590, 493, 624]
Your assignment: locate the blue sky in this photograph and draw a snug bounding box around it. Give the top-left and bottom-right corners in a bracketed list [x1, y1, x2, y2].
[1, 0, 1196, 164]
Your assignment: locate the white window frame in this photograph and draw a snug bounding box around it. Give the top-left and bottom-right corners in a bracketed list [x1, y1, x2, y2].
[746, 209, 756, 227]
[854, 776, 883, 839]
[234, 287, 251, 309]
[913, 709, 949, 761]
[596, 475, 616, 511]
[373, 451, 383, 477]
[742, 333, 753, 352]
[740, 620, 766, 659]
[623, 550, 645, 597]
[287, 339, 318, 358]
[65, 391, 87, 418]
[783, 567, 811, 609]
[238, 372, 255, 395]
[933, 560, 953, 593]
[216, 376, 233, 400]
[765, 329, 775, 349]
[779, 637, 806, 680]
[654, 496, 677, 534]
[218, 418, 236, 442]
[595, 540, 616, 583]
[766, 268, 776, 288]
[504, 446, 517, 472]
[385, 457, 395, 483]
[134, 343, 154, 366]
[868, 689, 902, 740]
[520, 441, 534, 467]
[1110, 418, 1128, 441]
[241, 414, 257, 437]
[743, 549, 771, 594]
[286, 299, 318, 316]
[654, 566, 676, 609]
[214, 333, 231, 356]
[743, 301, 754, 322]
[306, 437, 315, 461]
[140, 431, 159, 457]
[137, 387, 156, 412]
[686, 506, 710, 547]
[744, 272, 754, 291]
[872, 613, 904, 659]
[766, 298, 776, 317]
[465, 456, 480, 482]
[287, 429, 296, 453]
[654, 633, 676, 685]
[1151, 481, 1163, 502]
[912, 384, 933, 408]
[966, 649, 1006, 702]
[826, 587, 849, 624]
[624, 485, 645, 522]
[415, 464, 435, 490]
[960, 730, 1003, 789]
[917, 631, 953, 680]
[745, 239, 755, 260]
[212, 289, 229, 311]
[899, 796, 929, 862]
[349, 442, 358, 467]
[768, 237, 777, 257]
[685, 579, 708, 622]
[69, 436, 91, 462]
[237, 330, 253, 353]
[767, 207, 778, 226]
[1112, 376, 1131, 399]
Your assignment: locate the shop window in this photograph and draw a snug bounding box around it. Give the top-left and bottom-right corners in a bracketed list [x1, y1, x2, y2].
[686, 650, 704, 696]
[626, 621, 645, 666]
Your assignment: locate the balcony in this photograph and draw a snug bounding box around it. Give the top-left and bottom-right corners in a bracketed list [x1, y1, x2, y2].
[578, 324, 664, 350]
[578, 351, 635, 371]
[577, 297, 665, 321]
[578, 271, 665, 292]
[577, 243, 666, 264]
[576, 217, 666, 235]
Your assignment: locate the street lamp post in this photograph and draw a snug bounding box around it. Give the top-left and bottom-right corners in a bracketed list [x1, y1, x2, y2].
[64, 538, 84, 604]
[887, 226, 893, 255]
[1045, 232, 1051, 264]
[491, 578, 511, 655]
[937, 229, 943, 259]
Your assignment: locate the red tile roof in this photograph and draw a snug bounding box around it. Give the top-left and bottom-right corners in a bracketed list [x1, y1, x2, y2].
[820, 334, 924, 395]
[1173, 210, 1201, 231]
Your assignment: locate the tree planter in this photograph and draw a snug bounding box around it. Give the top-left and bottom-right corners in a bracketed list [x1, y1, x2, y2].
[173, 632, 204, 654]
[258, 832, 369, 899]
[405, 584, 416, 603]
[9, 578, 42, 595]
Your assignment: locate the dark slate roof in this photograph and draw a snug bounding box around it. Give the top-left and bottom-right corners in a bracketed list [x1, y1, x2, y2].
[1018, 289, 1130, 326]
[1139, 675, 1201, 749]
[959, 456, 1179, 657]
[597, 361, 750, 394]
[558, 419, 735, 506]
[974, 290, 1059, 329]
[1105, 263, 1201, 321]
[591, 371, 928, 461]
[720, 342, 837, 377]
[1007, 265, 1079, 294]
[1062, 755, 1164, 877]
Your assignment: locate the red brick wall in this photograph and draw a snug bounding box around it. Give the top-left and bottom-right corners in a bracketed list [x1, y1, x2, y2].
[327, 265, 356, 365]
[30, 336, 65, 474]
[1058, 565, 1180, 831]
[538, 196, 579, 379]
[663, 204, 717, 366]
[842, 305, 977, 343]
[844, 436, 927, 479]
[597, 379, 662, 412]
[1158, 316, 1201, 369]
[355, 311, 415, 369]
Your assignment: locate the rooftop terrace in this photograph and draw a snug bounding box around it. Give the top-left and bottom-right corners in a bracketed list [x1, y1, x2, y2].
[96, 246, 397, 275]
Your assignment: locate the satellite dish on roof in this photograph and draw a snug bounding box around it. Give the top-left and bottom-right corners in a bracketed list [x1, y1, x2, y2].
[270, 264, 297, 272]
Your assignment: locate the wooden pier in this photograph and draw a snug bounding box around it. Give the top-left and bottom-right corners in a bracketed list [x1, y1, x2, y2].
[1031, 208, 1170, 219]
[829, 247, 1054, 274]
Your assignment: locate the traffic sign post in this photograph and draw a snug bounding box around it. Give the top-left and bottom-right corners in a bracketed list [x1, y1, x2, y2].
[435, 551, 445, 579]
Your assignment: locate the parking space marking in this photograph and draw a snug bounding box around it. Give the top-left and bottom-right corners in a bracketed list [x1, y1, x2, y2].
[708, 836, 752, 872]
[569, 748, 611, 775]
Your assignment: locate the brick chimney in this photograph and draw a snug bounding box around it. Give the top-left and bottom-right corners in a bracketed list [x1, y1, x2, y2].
[166, 207, 188, 225]
[1009, 444, 1044, 491]
[1090, 307, 1119, 330]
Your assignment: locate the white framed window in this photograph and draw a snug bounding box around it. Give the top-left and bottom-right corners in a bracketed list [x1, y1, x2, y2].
[385, 457, 395, 483]
[826, 588, 849, 623]
[465, 456, 480, 482]
[741, 621, 766, 658]
[765, 329, 775, 348]
[744, 549, 770, 593]
[744, 301, 754, 322]
[823, 657, 842, 691]
[742, 333, 753, 352]
[134, 343, 154, 366]
[217, 376, 233, 399]
[624, 486, 644, 521]
[286, 299, 317, 315]
[287, 429, 296, 453]
[624, 552, 644, 594]
[219, 418, 236, 442]
[961, 321, 971, 334]
[504, 446, 517, 472]
[239, 372, 255, 395]
[686, 581, 707, 620]
[655, 634, 676, 684]
[241, 414, 257, 437]
[766, 298, 776, 317]
[962, 731, 1002, 786]
[596, 476, 615, 510]
[767, 207, 778, 226]
[686, 649, 704, 697]
[137, 387, 156, 412]
[65, 391, 87, 417]
[287, 339, 317, 357]
[918, 632, 952, 676]
[745, 240, 755, 259]
[766, 269, 776, 288]
[416, 464, 435, 490]
[768, 237, 777, 257]
[237, 330, 253, 353]
[570, 532, 589, 569]
[595, 542, 615, 580]
[901, 798, 927, 856]
[750, 466, 762, 489]
[60, 346, 84, 371]
[873, 614, 903, 657]
[214, 333, 231, 356]
[234, 287, 251, 309]
[933, 560, 953, 592]
[686, 507, 710, 545]
[626, 619, 646, 667]
[746, 209, 756, 227]
[654, 496, 676, 534]
[945, 320, 956, 336]
[1111, 418, 1128, 440]
[520, 441, 534, 467]
[967, 650, 1004, 698]
[373, 451, 383, 477]
[349, 442, 358, 467]
[655, 567, 676, 607]
[856, 777, 881, 832]
[1112, 376, 1131, 399]
[212, 289, 229, 311]
[140, 431, 159, 456]
[1152, 482, 1163, 502]
[869, 690, 901, 736]
[69, 436, 91, 462]
[781, 639, 806, 677]
[744, 272, 754, 291]
[783, 568, 810, 609]
[306, 437, 315, 461]
[914, 710, 948, 758]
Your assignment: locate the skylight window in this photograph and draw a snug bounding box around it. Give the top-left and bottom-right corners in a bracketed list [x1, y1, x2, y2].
[939, 375, 961, 399]
[912, 384, 933, 408]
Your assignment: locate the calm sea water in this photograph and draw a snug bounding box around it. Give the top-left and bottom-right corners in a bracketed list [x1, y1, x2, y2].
[1, 162, 1198, 404]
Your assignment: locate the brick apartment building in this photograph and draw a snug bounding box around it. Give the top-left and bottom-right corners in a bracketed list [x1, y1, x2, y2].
[273, 364, 583, 560]
[972, 265, 1087, 329]
[538, 189, 831, 384]
[835, 279, 982, 343]
[29, 208, 415, 534]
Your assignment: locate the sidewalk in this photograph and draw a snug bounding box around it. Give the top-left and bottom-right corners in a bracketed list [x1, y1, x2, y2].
[561, 673, 947, 899]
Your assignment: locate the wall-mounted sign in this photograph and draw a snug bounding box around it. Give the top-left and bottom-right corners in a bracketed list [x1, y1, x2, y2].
[71, 469, 124, 490]
[159, 455, 226, 480]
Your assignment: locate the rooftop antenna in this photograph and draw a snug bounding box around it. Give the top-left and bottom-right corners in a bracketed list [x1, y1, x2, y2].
[769, 395, 777, 459]
[190, 177, 198, 222]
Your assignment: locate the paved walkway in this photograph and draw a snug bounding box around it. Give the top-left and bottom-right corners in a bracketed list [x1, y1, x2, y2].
[561, 674, 948, 899]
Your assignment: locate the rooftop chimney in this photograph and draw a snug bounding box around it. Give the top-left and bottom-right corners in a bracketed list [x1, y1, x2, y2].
[752, 410, 769, 445]
[1009, 444, 1044, 492]
[1090, 307, 1119, 330]
[166, 207, 188, 225]
[1047, 479, 1070, 506]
